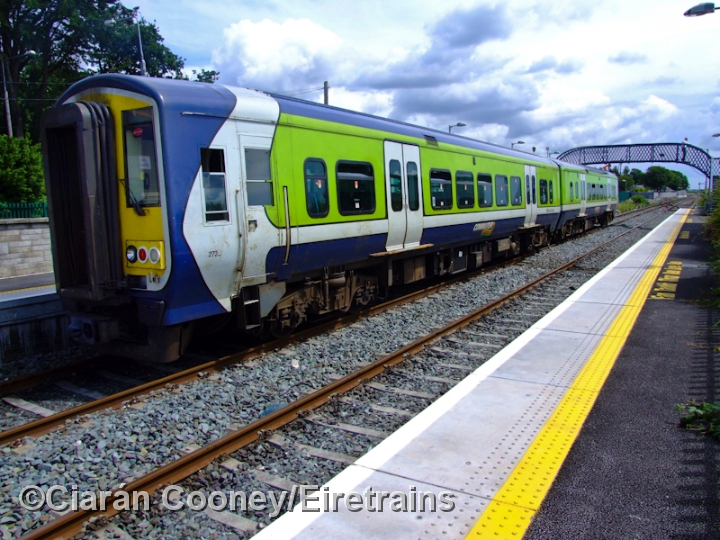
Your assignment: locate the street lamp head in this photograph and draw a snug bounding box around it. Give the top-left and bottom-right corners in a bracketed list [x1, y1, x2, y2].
[448, 122, 467, 133]
[684, 2, 717, 16]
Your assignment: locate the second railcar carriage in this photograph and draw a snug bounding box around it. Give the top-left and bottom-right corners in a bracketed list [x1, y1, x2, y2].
[40, 74, 617, 362]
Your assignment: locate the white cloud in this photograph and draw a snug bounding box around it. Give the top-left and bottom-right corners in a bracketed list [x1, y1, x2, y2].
[213, 18, 344, 91]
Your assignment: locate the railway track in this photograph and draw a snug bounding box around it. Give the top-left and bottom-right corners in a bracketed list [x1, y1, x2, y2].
[0, 201, 676, 447]
[12, 201, 690, 539]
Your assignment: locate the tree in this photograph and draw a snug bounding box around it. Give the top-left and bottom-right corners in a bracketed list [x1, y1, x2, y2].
[0, 1, 186, 141]
[191, 69, 220, 83]
[0, 135, 44, 202]
[629, 168, 645, 186]
[643, 166, 674, 191]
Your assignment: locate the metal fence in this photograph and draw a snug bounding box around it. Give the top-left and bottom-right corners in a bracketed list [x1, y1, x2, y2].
[0, 202, 49, 219]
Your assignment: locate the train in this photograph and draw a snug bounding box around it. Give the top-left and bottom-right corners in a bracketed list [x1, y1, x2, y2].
[40, 74, 618, 362]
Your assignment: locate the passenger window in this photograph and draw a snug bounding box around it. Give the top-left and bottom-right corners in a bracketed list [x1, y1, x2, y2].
[539, 179, 548, 204]
[200, 148, 229, 223]
[389, 159, 403, 212]
[337, 161, 375, 215]
[430, 169, 453, 209]
[510, 176, 522, 206]
[478, 173, 493, 208]
[407, 162, 420, 211]
[245, 148, 274, 206]
[456, 171, 474, 208]
[549, 180, 554, 204]
[304, 159, 329, 218]
[123, 107, 160, 208]
[531, 175, 536, 204]
[576, 182, 579, 200]
[495, 175, 508, 207]
[570, 182, 573, 201]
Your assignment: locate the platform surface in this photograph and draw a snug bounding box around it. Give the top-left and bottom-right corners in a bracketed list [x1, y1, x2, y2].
[0, 272, 55, 303]
[253, 209, 697, 539]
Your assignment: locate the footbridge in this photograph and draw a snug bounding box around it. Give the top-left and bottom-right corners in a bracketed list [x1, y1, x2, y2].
[558, 143, 719, 181]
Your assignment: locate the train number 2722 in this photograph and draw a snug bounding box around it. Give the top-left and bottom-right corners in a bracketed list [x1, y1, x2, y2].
[208, 250, 221, 258]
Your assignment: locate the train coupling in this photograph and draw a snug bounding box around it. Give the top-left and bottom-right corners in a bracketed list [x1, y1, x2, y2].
[68, 314, 119, 345]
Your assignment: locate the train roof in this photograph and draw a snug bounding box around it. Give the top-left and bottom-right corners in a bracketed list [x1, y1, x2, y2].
[55, 74, 615, 178]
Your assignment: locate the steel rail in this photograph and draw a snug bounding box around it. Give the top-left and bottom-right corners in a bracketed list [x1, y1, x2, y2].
[20, 206, 680, 540]
[0, 200, 680, 447]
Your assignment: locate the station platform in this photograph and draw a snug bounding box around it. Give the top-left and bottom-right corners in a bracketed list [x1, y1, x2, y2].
[254, 207, 717, 539]
[0, 272, 55, 303]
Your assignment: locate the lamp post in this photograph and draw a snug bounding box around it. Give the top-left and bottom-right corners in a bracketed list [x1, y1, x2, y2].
[511, 140, 524, 149]
[684, 2, 718, 16]
[2, 50, 36, 137]
[448, 122, 466, 133]
[105, 11, 147, 76]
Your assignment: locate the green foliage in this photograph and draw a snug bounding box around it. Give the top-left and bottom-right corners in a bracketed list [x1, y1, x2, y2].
[0, 135, 44, 203]
[631, 195, 649, 205]
[1, 1, 188, 140]
[191, 69, 220, 83]
[677, 401, 720, 439]
[630, 168, 645, 185]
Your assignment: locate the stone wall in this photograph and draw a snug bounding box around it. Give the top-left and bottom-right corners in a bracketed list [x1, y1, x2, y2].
[0, 218, 54, 278]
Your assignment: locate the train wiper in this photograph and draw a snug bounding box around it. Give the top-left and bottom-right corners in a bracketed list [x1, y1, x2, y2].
[119, 177, 146, 216]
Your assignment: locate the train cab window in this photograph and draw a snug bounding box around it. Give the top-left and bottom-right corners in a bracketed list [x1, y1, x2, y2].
[430, 169, 453, 209]
[245, 148, 274, 206]
[456, 171, 474, 208]
[407, 162, 420, 211]
[510, 176, 522, 206]
[549, 180, 554, 203]
[495, 175, 508, 207]
[337, 161, 375, 215]
[389, 159, 403, 211]
[304, 159, 329, 218]
[122, 107, 160, 208]
[539, 179, 548, 204]
[478, 173, 493, 208]
[200, 148, 230, 222]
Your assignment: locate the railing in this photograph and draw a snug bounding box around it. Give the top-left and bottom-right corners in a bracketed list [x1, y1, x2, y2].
[0, 202, 49, 219]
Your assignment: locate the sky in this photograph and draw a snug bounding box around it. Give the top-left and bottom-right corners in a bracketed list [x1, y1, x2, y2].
[128, 0, 720, 189]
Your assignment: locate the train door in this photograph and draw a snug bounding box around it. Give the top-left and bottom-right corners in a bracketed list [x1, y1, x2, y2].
[384, 141, 423, 251]
[234, 134, 278, 287]
[523, 164, 538, 227]
[580, 173, 587, 215]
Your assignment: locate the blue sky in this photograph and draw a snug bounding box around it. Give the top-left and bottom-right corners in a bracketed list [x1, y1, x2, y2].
[130, 0, 720, 188]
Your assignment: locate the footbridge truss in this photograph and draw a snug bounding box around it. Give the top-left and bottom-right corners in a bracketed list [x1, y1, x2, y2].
[557, 143, 719, 180]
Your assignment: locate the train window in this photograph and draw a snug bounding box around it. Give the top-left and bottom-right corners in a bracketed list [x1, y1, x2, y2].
[456, 171, 474, 208]
[389, 159, 403, 212]
[539, 179, 548, 204]
[407, 162, 420, 211]
[510, 176, 522, 206]
[495, 175, 508, 207]
[122, 107, 160, 208]
[478, 173, 493, 208]
[591, 183, 596, 200]
[531, 175, 536, 204]
[200, 148, 229, 222]
[304, 159, 329, 218]
[569, 182, 573, 201]
[337, 161, 375, 215]
[430, 169, 453, 209]
[575, 182, 579, 200]
[549, 180, 554, 203]
[245, 148, 273, 206]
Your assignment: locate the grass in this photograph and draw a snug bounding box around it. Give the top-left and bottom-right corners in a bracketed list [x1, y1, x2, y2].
[677, 401, 720, 439]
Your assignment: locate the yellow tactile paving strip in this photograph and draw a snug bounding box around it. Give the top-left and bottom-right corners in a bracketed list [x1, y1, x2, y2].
[465, 210, 689, 539]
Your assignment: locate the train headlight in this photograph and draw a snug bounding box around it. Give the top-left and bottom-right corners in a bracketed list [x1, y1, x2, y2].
[149, 247, 161, 264]
[126, 245, 137, 263]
